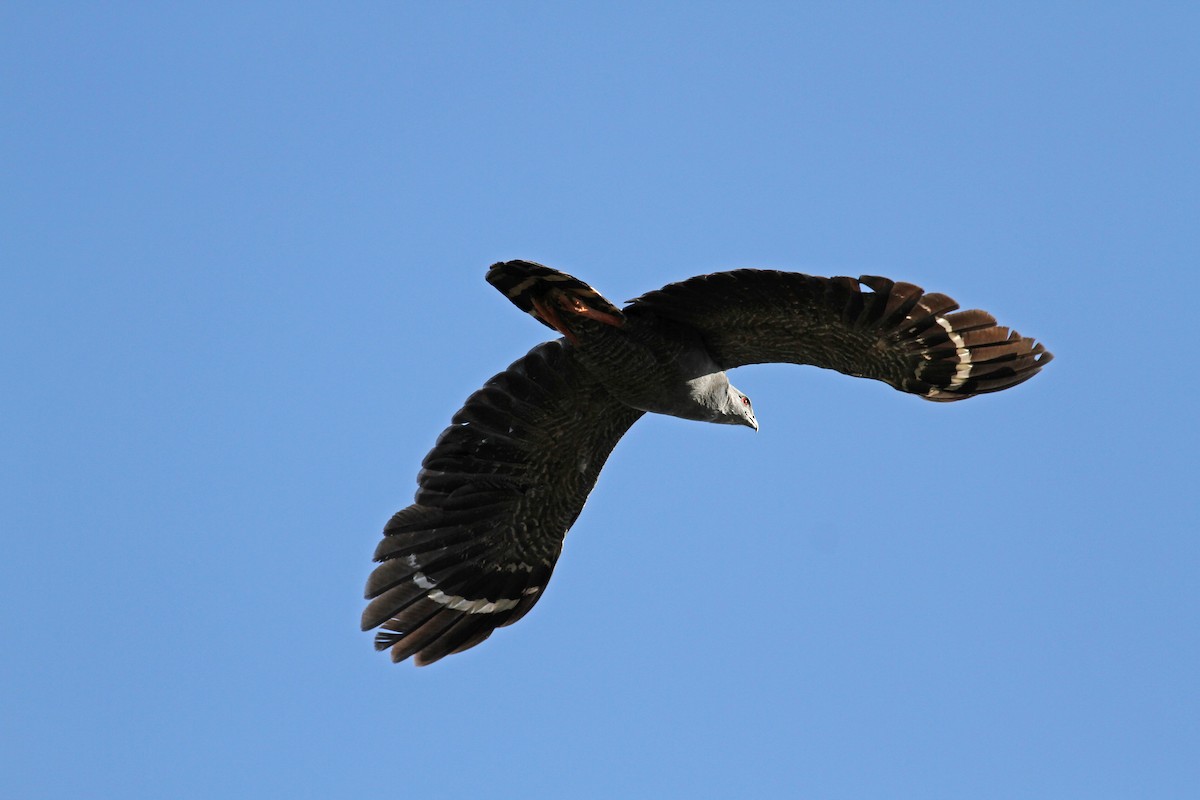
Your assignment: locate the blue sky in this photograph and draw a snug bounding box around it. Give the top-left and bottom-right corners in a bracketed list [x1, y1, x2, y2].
[4, 3, 1197, 797]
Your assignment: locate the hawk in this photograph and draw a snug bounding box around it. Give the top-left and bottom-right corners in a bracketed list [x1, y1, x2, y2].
[363, 261, 1052, 665]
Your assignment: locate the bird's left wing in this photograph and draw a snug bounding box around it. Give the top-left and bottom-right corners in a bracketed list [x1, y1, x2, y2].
[628, 270, 1051, 401]
[363, 340, 644, 665]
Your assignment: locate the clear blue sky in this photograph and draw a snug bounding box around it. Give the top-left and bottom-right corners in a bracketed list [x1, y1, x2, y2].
[4, 3, 1197, 798]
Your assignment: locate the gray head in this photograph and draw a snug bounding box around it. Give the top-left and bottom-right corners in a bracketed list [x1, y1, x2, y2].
[715, 382, 758, 431]
[675, 372, 758, 431]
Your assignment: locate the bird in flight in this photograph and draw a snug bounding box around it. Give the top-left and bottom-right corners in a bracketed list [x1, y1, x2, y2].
[363, 260, 1052, 665]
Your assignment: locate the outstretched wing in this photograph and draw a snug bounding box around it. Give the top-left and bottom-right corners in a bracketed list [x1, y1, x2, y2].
[363, 340, 643, 665]
[628, 270, 1052, 401]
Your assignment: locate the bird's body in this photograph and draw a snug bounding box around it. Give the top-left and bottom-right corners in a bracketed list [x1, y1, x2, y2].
[489, 261, 756, 427]
[364, 260, 1052, 665]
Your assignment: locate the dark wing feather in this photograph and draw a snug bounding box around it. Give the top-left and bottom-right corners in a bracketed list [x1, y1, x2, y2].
[628, 270, 1052, 401]
[363, 340, 643, 665]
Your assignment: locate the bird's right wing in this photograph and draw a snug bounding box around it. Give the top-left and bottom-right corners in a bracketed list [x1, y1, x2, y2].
[363, 340, 644, 666]
[629, 270, 1051, 401]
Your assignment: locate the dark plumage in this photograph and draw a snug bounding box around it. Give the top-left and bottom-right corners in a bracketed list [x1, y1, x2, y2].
[364, 260, 1052, 665]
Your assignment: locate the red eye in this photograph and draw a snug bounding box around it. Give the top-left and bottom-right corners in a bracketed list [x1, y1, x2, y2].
[741, 396, 751, 407]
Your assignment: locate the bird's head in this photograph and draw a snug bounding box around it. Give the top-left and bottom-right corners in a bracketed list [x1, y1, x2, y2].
[724, 385, 758, 431]
[685, 372, 758, 431]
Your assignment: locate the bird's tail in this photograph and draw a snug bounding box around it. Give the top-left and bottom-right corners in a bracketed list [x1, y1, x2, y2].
[850, 275, 1053, 402]
[486, 260, 625, 339]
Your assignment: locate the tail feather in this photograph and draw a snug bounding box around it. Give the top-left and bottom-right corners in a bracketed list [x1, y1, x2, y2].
[385, 609, 462, 664]
[486, 260, 624, 332]
[365, 559, 535, 665]
[413, 614, 500, 665]
[848, 276, 1052, 401]
[942, 309, 999, 333]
